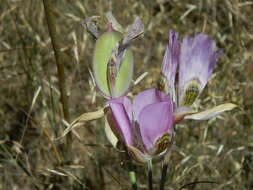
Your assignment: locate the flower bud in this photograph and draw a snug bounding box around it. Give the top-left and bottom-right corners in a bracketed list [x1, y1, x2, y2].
[92, 26, 134, 98]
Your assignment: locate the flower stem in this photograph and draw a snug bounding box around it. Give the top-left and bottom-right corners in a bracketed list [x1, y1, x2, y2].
[148, 160, 153, 190]
[159, 163, 168, 190]
[129, 171, 138, 190]
[160, 148, 172, 190]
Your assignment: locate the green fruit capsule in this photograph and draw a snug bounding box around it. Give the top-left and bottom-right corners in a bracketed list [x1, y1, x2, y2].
[92, 29, 134, 98]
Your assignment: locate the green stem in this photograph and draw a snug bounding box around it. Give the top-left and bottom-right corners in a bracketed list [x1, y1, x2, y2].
[129, 171, 138, 190]
[42, 0, 71, 150]
[160, 147, 173, 190]
[159, 163, 168, 190]
[148, 160, 153, 190]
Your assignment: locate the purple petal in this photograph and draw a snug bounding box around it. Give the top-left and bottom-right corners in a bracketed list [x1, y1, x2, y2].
[178, 33, 222, 105]
[108, 97, 133, 146]
[109, 96, 133, 121]
[161, 30, 180, 95]
[138, 102, 173, 153]
[133, 88, 171, 120]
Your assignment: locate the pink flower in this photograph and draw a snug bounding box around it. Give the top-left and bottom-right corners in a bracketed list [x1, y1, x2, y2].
[107, 88, 174, 163]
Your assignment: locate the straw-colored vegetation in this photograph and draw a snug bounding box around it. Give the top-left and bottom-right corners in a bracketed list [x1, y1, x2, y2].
[0, 0, 252, 189]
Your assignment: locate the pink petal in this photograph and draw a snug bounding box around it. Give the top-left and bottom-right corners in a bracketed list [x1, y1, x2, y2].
[178, 33, 222, 106]
[108, 97, 133, 146]
[133, 88, 170, 120]
[138, 102, 173, 152]
[161, 30, 180, 96]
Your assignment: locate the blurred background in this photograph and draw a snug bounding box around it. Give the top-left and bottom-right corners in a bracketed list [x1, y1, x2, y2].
[0, 0, 252, 189]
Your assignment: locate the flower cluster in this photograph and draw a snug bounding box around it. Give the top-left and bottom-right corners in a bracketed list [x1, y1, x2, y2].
[91, 20, 236, 163]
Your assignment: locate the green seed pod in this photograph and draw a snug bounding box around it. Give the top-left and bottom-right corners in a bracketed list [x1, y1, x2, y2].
[93, 29, 134, 98]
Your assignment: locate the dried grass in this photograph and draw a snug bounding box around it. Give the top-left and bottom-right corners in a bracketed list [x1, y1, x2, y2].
[0, 0, 252, 189]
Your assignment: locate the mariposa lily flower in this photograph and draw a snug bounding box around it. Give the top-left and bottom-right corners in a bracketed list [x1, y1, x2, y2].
[160, 30, 236, 122]
[178, 33, 222, 106]
[106, 88, 174, 163]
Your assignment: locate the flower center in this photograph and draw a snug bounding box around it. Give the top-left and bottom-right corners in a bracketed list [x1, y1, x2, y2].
[155, 134, 171, 155]
[157, 75, 167, 93]
[181, 79, 200, 106]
